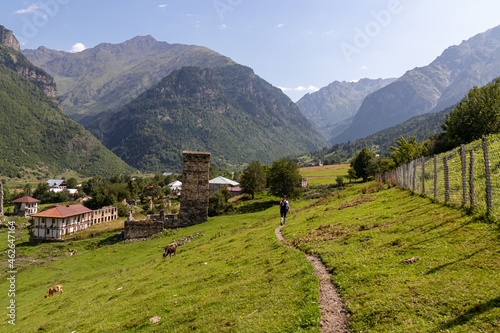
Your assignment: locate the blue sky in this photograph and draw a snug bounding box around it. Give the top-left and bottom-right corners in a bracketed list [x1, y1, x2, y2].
[2, 0, 500, 101]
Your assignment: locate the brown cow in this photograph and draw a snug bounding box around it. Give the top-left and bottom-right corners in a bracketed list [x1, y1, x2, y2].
[163, 242, 178, 258]
[45, 285, 63, 298]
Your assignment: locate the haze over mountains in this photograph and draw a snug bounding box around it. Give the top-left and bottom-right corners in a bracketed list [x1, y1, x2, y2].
[297, 78, 396, 140]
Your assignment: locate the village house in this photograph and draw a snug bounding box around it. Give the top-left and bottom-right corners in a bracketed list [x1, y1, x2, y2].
[209, 176, 242, 197]
[49, 188, 79, 200]
[46, 179, 67, 190]
[168, 180, 182, 195]
[11, 196, 41, 216]
[30, 204, 118, 241]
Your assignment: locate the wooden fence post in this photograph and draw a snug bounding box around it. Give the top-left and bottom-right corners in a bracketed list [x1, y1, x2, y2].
[421, 157, 425, 195]
[469, 150, 476, 210]
[461, 145, 467, 206]
[434, 155, 437, 200]
[444, 155, 450, 203]
[482, 137, 492, 215]
[412, 159, 417, 192]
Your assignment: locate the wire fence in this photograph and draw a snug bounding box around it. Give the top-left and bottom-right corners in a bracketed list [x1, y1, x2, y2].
[376, 134, 500, 221]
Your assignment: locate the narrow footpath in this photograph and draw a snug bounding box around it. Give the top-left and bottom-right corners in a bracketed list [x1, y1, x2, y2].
[275, 225, 349, 333]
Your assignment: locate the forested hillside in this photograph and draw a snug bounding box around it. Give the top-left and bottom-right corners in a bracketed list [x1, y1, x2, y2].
[89, 65, 327, 172]
[0, 43, 135, 179]
[310, 106, 450, 163]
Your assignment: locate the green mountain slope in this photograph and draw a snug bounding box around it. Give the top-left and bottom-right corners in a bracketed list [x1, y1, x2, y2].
[89, 65, 327, 172]
[23, 36, 235, 125]
[0, 37, 135, 179]
[332, 25, 500, 144]
[312, 106, 450, 162]
[296, 78, 395, 140]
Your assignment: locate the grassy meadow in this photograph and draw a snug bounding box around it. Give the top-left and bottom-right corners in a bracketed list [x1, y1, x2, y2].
[282, 183, 500, 332]
[0, 201, 319, 332]
[300, 164, 351, 186]
[1, 164, 499, 332]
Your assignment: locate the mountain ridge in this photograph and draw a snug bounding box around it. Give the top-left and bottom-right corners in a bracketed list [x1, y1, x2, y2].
[23, 35, 235, 125]
[88, 65, 327, 172]
[331, 25, 500, 144]
[297, 77, 396, 140]
[0, 26, 136, 179]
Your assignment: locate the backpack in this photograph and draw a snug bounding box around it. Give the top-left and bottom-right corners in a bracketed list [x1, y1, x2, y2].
[281, 200, 289, 211]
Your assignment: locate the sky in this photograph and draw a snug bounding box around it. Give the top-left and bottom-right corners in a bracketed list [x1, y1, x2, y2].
[1, 0, 500, 101]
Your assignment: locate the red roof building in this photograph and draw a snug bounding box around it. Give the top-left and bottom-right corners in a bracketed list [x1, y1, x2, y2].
[10, 196, 41, 216]
[30, 204, 118, 241]
[31, 204, 93, 240]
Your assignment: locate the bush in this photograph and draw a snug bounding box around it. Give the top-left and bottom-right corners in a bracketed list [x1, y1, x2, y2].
[208, 188, 231, 216]
[115, 202, 130, 217]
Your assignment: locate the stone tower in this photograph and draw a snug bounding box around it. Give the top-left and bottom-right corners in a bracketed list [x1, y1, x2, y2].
[0, 182, 3, 217]
[178, 151, 210, 227]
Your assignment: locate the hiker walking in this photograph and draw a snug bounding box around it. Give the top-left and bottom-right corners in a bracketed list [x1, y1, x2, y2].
[279, 195, 289, 226]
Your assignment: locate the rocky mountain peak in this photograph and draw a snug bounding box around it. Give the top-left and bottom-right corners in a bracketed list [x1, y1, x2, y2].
[0, 25, 21, 52]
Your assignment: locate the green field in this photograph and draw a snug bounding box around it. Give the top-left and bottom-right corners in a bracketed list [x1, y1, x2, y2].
[1, 182, 499, 332]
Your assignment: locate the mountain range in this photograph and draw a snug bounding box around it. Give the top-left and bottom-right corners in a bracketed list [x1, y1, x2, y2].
[304, 25, 500, 145]
[23, 35, 235, 125]
[0, 26, 135, 179]
[88, 65, 326, 172]
[296, 78, 396, 140]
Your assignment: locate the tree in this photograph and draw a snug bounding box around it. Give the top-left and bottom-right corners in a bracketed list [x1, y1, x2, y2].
[442, 78, 500, 145]
[347, 168, 357, 183]
[240, 160, 266, 199]
[390, 136, 428, 167]
[268, 158, 302, 198]
[336, 176, 345, 188]
[66, 177, 78, 189]
[209, 166, 219, 179]
[351, 148, 376, 182]
[208, 188, 231, 216]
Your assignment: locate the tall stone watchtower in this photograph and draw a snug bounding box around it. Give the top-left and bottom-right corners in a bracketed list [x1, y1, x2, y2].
[178, 151, 211, 227]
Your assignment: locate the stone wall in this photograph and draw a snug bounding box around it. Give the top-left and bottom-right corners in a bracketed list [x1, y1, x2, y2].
[0, 182, 3, 216]
[124, 220, 164, 239]
[178, 151, 210, 227]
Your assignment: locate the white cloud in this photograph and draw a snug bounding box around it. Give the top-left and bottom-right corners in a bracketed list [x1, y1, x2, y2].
[277, 23, 285, 28]
[14, 4, 43, 14]
[69, 43, 86, 53]
[158, 4, 168, 8]
[278, 85, 319, 92]
[220, 24, 227, 30]
[360, 66, 368, 70]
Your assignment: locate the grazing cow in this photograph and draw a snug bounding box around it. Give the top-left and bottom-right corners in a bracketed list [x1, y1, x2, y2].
[163, 242, 178, 258]
[45, 285, 63, 298]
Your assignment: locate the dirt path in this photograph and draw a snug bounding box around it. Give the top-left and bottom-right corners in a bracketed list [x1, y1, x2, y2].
[275, 225, 349, 333]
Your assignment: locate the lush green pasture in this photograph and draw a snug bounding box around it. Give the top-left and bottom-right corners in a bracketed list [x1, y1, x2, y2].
[0, 205, 320, 332]
[300, 164, 350, 178]
[282, 182, 500, 332]
[300, 164, 351, 186]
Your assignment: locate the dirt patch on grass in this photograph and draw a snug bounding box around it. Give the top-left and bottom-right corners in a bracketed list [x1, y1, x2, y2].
[275, 225, 349, 333]
[328, 196, 374, 211]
